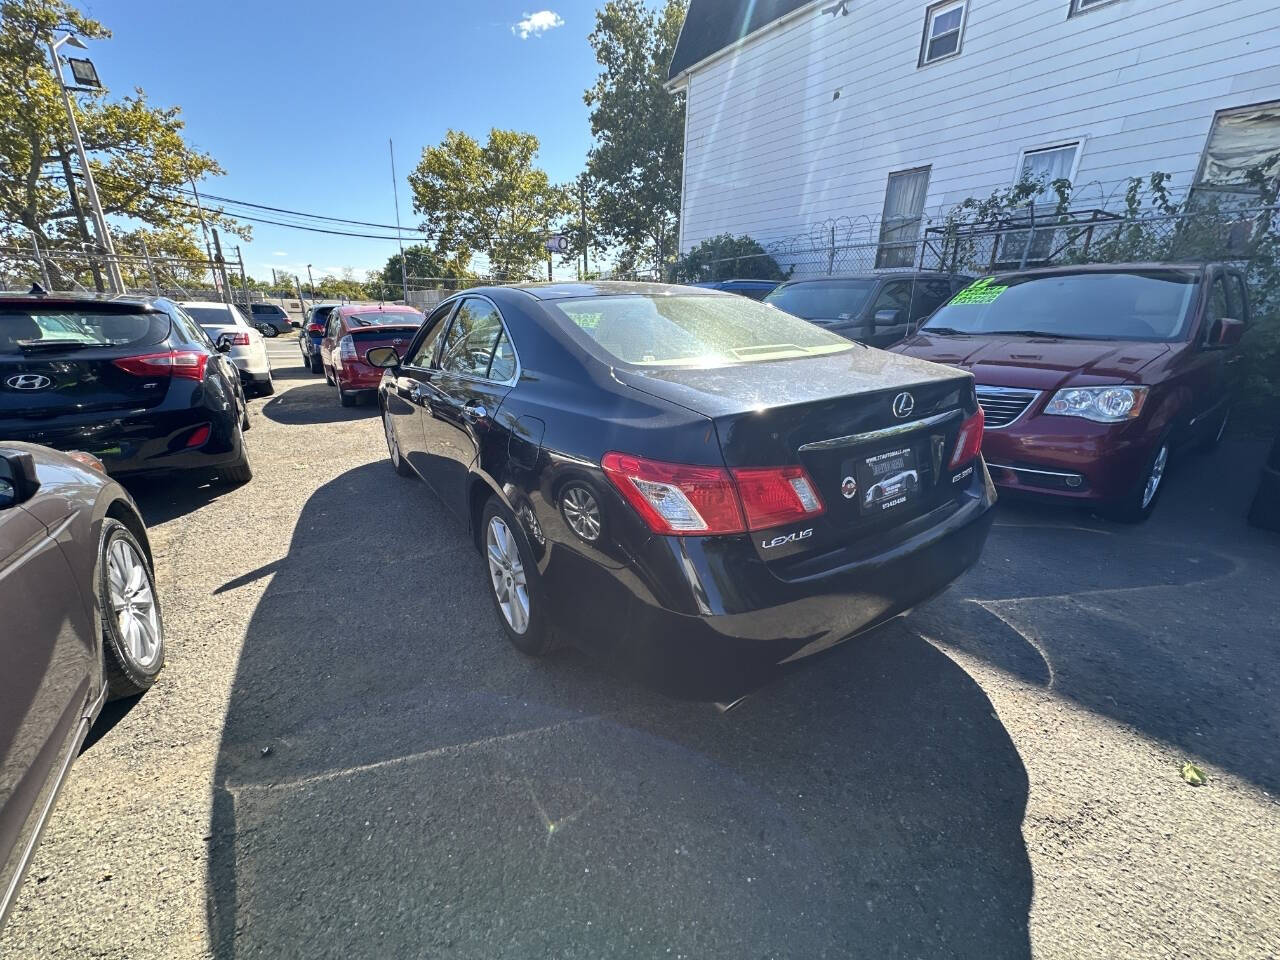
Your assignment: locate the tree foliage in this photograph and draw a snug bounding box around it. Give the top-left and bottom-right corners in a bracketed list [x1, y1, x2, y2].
[408, 128, 569, 280]
[672, 234, 786, 282]
[0, 0, 240, 288]
[585, 0, 685, 275]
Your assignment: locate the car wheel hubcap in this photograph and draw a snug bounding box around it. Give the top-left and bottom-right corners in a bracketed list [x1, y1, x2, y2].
[383, 411, 400, 465]
[562, 486, 601, 542]
[1142, 444, 1168, 508]
[106, 538, 162, 670]
[486, 517, 529, 635]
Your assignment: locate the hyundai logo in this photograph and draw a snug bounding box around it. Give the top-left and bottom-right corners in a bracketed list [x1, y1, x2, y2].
[891, 391, 915, 419]
[6, 374, 53, 391]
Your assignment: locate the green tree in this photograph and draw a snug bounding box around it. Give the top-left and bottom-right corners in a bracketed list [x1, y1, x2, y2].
[375, 243, 466, 294]
[672, 234, 786, 282]
[0, 0, 241, 289]
[584, 0, 686, 276]
[408, 129, 569, 280]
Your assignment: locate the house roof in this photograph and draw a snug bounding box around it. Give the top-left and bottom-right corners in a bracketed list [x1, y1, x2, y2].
[668, 0, 815, 81]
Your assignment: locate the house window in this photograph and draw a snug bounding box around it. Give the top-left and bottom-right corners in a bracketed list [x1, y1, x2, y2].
[920, 1, 966, 66]
[1019, 142, 1081, 204]
[1191, 101, 1280, 207]
[877, 167, 931, 269]
[1069, 0, 1121, 15]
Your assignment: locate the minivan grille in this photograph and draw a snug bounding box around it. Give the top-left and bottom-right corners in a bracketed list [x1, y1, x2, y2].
[975, 386, 1039, 428]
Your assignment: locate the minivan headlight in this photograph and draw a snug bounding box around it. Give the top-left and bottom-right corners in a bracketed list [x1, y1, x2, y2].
[1045, 386, 1148, 423]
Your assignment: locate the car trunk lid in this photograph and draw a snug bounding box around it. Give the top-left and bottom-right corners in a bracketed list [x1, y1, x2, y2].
[347, 325, 419, 362]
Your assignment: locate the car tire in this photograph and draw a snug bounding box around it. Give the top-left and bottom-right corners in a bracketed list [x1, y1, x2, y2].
[481, 496, 554, 657]
[339, 387, 357, 407]
[257, 323, 277, 338]
[309, 355, 322, 374]
[97, 519, 165, 699]
[383, 407, 415, 478]
[219, 421, 254, 485]
[324, 367, 334, 385]
[259, 376, 275, 397]
[1101, 434, 1170, 523]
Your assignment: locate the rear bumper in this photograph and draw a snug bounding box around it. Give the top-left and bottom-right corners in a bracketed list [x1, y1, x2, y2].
[542, 466, 996, 699]
[334, 363, 382, 391]
[229, 355, 271, 377]
[238, 368, 273, 386]
[0, 405, 243, 478]
[981, 416, 1152, 502]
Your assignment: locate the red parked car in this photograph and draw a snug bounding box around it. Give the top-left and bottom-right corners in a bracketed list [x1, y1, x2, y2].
[320, 304, 423, 406]
[892, 263, 1249, 522]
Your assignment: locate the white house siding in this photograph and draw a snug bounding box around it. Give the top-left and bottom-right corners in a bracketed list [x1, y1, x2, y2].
[675, 0, 1280, 259]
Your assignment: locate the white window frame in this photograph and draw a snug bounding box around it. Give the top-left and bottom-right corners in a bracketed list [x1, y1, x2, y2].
[1069, 0, 1122, 16]
[1013, 140, 1085, 199]
[919, 0, 967, 67]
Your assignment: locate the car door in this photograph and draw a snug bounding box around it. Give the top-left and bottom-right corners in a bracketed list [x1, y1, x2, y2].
[865, 279, 916, 347]
[321, 313, 342, 373]
[0, 461, 95, 907]
[415, 297, 518, 519]
[1184, 270, 1235, 444]
[388, 299, 458, 475]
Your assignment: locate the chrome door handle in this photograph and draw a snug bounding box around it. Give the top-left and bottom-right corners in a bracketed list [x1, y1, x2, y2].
[463, 402, 489, 423]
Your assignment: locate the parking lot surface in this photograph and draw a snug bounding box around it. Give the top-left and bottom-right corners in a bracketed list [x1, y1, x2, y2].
[2, 338, 1277, 959]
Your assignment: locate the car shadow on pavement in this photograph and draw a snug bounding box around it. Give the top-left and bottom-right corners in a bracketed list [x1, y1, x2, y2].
[206, 462, 1033, 959]
[124, 474, 235, 526]
[258, 382, 379, 426]
[911, 439, 1280, 796]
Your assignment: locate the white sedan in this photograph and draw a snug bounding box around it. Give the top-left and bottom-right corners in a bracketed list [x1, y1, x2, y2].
[180, 301, 274, 397]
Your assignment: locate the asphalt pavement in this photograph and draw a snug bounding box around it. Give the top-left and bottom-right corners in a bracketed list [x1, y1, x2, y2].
[2, 335, 1277, 959]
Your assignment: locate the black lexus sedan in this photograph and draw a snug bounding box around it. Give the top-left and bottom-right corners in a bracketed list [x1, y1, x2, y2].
[372, 283, 994, 698]
[0, 292, 252, 484]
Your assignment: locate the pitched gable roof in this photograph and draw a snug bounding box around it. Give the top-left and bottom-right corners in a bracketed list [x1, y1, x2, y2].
[668, 0, 816, 81]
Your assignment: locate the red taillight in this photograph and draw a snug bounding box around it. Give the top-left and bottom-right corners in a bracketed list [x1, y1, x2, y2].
[601, 453, 744, 535]
[113, 350, 209, 381]
[731, 465, 825, 530]
[228, 332, 250, 346]
[185, 424, 211, 448]
[601, 453, 825, 536]
[950, 407, 985, 469]
[306, 322, 324, 334]
[339, 335, 356, 361]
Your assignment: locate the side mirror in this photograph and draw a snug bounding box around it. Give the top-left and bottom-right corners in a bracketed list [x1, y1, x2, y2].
[0, 452, 40, 509]
[1210, 317, 1245, 347]
[215, 335, 232, 353]
[366, 346, 401, 369]
[874, 308, 904, 327]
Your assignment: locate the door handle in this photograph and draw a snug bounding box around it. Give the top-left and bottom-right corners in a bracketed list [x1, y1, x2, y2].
[462, 402, 489, 424]
[411, 383, 431, 402]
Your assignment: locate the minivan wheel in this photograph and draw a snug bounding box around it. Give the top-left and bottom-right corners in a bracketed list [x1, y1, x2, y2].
[1102, 438, 1169, 523]
[258, 323, 278, 338]
[98, 519, 165, 699]
[482, 497, 553, 656]
[383, 408, 415, 477]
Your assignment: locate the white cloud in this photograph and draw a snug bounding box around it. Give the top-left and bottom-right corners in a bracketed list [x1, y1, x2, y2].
[272, 250, 287, 257]
[512, 10, 563, 39]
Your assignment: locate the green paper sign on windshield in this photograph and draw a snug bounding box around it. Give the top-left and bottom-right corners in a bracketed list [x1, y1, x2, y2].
[951, 277, 1009, 305]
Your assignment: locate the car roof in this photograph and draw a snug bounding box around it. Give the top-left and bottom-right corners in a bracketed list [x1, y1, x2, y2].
[180, 300, 237, 309]
[774, 271, 965, 286]
[691, 279, 779, 287]
[504, 280, 730, 302]
[986, 261, 1211, 279]
[334, 303, 422, 316]
[0, 291, 166, 311]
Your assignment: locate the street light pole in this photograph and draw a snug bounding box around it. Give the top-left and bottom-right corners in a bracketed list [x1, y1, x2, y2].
[307, 264, 315, 298]
[48, 34, 124, 294]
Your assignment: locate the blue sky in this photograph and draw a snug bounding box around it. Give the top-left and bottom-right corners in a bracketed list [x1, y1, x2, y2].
[85, 0, 617, 282]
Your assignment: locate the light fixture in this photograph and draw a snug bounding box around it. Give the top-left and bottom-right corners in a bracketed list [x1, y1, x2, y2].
[67, 57, 100, 88]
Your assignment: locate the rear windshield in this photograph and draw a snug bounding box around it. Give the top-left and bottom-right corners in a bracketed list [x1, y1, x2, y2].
[764, 280, 878, 320]
[546, 294, 854, 367]
[252, 304, 286, 315]
[0, 308, 169, 354]
[346, 311, 423, 327]
[184, 305, 249, 328]
[923, 271, 1200, 341]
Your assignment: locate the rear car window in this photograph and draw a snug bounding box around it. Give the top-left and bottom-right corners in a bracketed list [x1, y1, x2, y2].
[764, 280, 878, 321]
[0, 307, 170, 354]
[183, 305, 249, 328]
[346, 311, 423, 326]
[548, 294, 854, 368]
[252, 304, 286, 316]
[924, 270, 1200, 341]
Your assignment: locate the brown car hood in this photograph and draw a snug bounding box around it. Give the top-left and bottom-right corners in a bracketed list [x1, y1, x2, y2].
[892, 333, 1170, 390]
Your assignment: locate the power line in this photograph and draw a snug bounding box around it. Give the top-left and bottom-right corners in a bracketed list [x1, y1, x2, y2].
[174, 187, 426, 233]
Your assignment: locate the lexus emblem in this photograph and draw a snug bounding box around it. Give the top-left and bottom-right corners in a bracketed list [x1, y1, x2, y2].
[6, 374, 52, 391]
[891, 391, 915, 419]
[841, 476, 858, 500]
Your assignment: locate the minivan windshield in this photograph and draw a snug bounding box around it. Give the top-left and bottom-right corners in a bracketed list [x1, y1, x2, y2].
[923, 270, 1200, 341]
[764, 279, 878, 320]
[548, 294, 854, 367]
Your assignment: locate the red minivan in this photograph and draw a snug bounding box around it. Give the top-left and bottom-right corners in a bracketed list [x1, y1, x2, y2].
[892, 263, 1249, 521]
[320, 304, 424, 406]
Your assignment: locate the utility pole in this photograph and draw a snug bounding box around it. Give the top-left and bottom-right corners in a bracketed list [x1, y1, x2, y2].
[307, 264, 315, 298]
[57, 152, 103, 291]
[210, 228, 232, 304]
[389, 138, 408, 303]
[47, 34, 124, 294]
[186, 166, 219, 290]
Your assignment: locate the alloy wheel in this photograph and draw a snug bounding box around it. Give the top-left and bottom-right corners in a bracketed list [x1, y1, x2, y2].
[106, 538, 162, 670]
[1142, 444, 1169, 509]
[486, 516, 530, 634]
[383, 410, 400, 466]
[561, 486, 601, 541]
